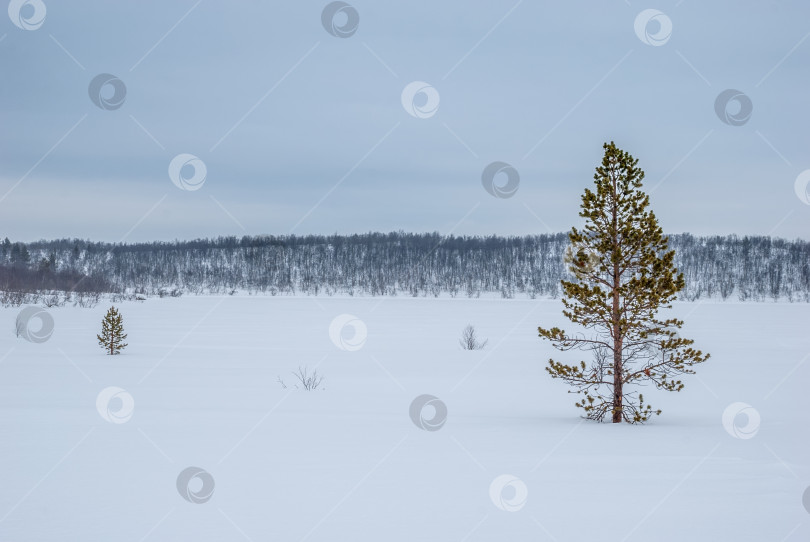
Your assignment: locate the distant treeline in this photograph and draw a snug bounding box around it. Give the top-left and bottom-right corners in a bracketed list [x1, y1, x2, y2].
[1, 232, 808, 303]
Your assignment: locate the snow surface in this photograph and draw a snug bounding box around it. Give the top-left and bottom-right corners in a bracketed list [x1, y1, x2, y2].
[1, 297, 808, 541]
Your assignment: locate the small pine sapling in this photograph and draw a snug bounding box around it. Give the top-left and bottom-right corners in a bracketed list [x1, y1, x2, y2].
[97, 305, 128, 355]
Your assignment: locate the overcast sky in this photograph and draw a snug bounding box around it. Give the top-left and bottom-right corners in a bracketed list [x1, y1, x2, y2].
[1, 0, 809, 242]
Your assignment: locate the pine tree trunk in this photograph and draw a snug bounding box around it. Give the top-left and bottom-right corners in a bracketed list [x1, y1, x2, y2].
[611, 167, 623, 423]
[612, 286, 623, 423]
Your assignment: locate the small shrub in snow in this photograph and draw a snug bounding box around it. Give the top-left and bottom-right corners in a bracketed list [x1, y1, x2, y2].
[278, 366, 325, 391]
[459, 324, 488, 350]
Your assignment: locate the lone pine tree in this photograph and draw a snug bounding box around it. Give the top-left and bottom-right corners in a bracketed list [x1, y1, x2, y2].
[538, 142, 709, 423]
[97, 306, 128, 355]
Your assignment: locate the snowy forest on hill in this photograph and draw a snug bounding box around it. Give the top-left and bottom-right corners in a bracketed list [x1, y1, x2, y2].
[1, 232, 808, 303]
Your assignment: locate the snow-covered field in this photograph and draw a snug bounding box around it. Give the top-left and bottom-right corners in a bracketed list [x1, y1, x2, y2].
[1, 296, 808, 541]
